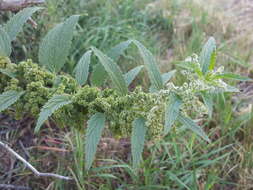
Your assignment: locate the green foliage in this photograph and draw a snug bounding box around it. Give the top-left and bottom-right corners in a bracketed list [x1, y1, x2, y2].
[74, 50, 92, 86]
[39, 15, 79, 72]
[216, 73, 252, 81]
[131, 117, 147, 169]
[85, 113, 106, 170]
[1, 2, 252, 188]
[178, 114, 210, 143]
[0, 68, 16, 78]
[0, 9, 243, 169]
[0, 90, 24, 112]
[201, 92, 213, 118]
[124, 65, 144, 86]
[132, 40, 164, 90]
[4, 7, 42, 41]
[91, 63, 107, 86]
[35, 94, 72, 133]
[107, 40, 132, 61]
[162, 70, 176, 85]
[0, 27, 11, 57]
[199, 37, 216, 74]
[91, 47, 128, 95]
[164, 94, 182, 135]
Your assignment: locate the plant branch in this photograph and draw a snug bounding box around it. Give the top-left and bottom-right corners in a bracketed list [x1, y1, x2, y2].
[0, 140, 72, 181]
[0, 184, 31, 190]
[0, 0, 45, 11]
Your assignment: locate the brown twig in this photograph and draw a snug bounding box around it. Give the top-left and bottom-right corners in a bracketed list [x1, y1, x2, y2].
[0, 141, 72, 181]
[0, 0, 45, 11]
[0, 184, 31, 190]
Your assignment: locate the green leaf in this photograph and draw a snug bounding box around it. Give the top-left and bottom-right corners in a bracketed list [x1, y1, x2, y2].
[178, 114, 210, 143]
[85, 113, 106, 170]
[175, 61, 202, 77]
[200, 37, 216, 74]
[39, 15, 79, 72]
[132, 40, 163, 90]
[224, 85, 239, 92]
[74, 50, 92, 86]
[162, 70, 176, 85]
[131, 117, 147, 168]
[0, 27, 11, 57]
[4, 7, 42, 41]
[201, 92, 213, 118]
[35, 95, 72, 133]
[0, 90, 24, 112]
[90, 41, 132, 86]
[124, 65, 144, 86]
[208, 51, 217, 71]
[149, 85, 158, 93]
[91, 63, 108, 86]
[0, 68, 16, 78]
[216, 73, 252, 81]
[164, 94, 182, 135]
[91, 47, 128, 95]
[108, 40, 132, 61]
[174, 61, 195, 70]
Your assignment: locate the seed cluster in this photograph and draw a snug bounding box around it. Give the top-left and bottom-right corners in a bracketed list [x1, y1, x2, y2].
[0, 56, 232, 138]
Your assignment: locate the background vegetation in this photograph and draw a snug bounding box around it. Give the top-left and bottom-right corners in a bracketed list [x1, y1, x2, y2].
[0, 0, 253, 189]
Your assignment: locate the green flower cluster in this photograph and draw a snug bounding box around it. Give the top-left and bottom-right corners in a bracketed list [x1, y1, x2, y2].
[0, 55, 232, 139]
[0, 57, 15, 93]
[0, 57, 164, 136]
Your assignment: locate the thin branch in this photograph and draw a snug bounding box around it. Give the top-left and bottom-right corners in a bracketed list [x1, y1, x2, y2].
[0, 184, 31, 190]
[0, 0, 45, 11]
[0, 141, 72, 181]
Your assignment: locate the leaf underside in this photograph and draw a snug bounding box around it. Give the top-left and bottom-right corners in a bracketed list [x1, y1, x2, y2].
[131, 117, 147, 168]
[178, 114, 210, 143]
[39, 15, 79, 72]
[5, 7, 42, 41]
[35, 94, 72, 133]
[74, 50, 92, 86]
[164, 94, 182, 135]
[0, 27, 11, 57]
[0, 90, 25, 113]
[85, 112, 106, 170]
[92, 47, 128, 95]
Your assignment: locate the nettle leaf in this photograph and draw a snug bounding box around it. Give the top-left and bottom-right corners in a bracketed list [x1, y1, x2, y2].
[0, 90, 25, 112]
[201, 92, 213, 118]
[216, 73, 252, 81]
[0, 68, 16, 78]
[85, 113, 106, 170]
[178, 114, 210, 143]
[91, 63, 107, 86]
[162, 70, 176, 85]
[74, 50, 92, 86]
[164, 94, 182, 135]
[91, 47, 128, 95]
[0, 27, 11, 57]
[39, 15, 79, 72]
[108, 40, 132, 61]
[91, 40, 132, 87]
[132, 40, 163, 90]
[200, 37, 216, 74]
[124, 65, 144, 86]
[131, 117, 147, 168]
[4, 7, 42, 41]
[208, 51, 217, 71]
[35, 95, 72, 133]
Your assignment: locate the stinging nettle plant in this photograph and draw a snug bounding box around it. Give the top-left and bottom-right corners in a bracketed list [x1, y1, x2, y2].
[0, 8, 251, 170]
